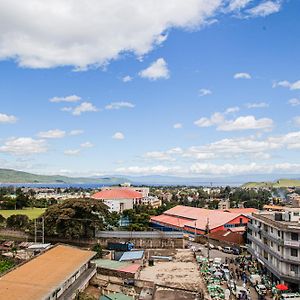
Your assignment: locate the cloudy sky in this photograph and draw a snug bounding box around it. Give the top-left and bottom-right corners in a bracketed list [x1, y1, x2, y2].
[0, 0, 300, 178]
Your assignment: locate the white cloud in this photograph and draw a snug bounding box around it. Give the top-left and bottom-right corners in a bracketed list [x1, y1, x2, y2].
[234, 72, 251, 79]
[112, 132, 125, 140]
[0, 137, 47, 155]
[288, 98, 300, 107]
[194, 112, 224, 127]
[69, 129, 84, 136]
[198, 88, 212, 97]
[0, 113, 17, 124]
[139, 58, 170, 80]
[115, 165, 181, 175]
[37, 129, 66, 139]
[64, 149, 81, 156]
[144, 151, 175, 161]
[246, 102, 269, 108]
[122, 76, 133, 82]
[274, 80, 300, 90]
[247, 1, 281, 17]
[225, 106, 240, 114]
[0, 1, 224, 69]
[70, 102, 98, 116]
[293, 117, 300, 127]
[218, 115, 273, 131]
[80, 142, 94, 148]
[105, 102, 135, 110]
[190, 162, 300, 175]
[229, 0, 252, 11]
[173, 123, 183, 129]
[49, 95, 81, 103]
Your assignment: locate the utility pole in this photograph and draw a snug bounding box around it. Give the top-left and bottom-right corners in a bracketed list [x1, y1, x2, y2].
[206, 217, 210, 261]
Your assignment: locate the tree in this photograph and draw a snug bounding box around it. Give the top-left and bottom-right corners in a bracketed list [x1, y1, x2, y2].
[6, 214, 30, 230]
[91, 243, 103, 259]
[43, 198, 111, 239]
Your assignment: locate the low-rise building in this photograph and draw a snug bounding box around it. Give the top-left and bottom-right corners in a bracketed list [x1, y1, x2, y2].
[247, 208, 300, 290]
[92, 187, 160, 212]
[0, 244, 96, 300]
[151, 205, 253, 236]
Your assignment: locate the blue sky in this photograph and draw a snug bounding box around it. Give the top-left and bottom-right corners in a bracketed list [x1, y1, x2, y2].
[0, 0, 300, 178]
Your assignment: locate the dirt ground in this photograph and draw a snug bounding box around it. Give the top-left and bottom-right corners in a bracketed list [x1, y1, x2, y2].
[139, 249, 201, 291]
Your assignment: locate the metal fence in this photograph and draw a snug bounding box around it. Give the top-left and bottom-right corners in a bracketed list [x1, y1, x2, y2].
[95, 231, 184, 239]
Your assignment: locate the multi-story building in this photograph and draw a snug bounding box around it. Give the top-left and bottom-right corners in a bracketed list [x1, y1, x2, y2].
[247, 208, 300, 290]
[92, 187, 160, 213]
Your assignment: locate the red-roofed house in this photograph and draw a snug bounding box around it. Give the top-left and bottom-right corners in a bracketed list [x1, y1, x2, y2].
[92, 188, 143, 213]
[151, 205, 253, 236]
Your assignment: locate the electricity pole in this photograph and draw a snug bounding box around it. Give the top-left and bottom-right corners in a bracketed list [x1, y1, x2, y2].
[206, 217, 210, 261]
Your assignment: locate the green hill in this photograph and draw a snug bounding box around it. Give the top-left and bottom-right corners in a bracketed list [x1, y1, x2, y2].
[0, 169, 127, 184]
[243, 179, 300, 188]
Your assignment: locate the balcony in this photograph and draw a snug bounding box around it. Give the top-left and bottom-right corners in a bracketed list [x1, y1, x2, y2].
[247, 246, 300, 283]
[247, 234, 300, 265]
[284, 240, 300, 248]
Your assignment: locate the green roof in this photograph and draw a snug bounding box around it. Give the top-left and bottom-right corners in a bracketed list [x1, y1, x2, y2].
[100, 293, 134, 300]
[93, 259, 131, 270]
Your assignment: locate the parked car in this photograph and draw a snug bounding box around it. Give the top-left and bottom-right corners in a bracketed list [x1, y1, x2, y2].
[233, 286, 247, 298]
[232, 248, 240, 255]
[255, 284, 267, 295]
[217, 246, 223, 251]
[281, 294, 300, 300]
[223, 247, 232, 254]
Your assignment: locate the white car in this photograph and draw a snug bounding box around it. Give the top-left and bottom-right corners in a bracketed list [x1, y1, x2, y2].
[255, 284, 267, 295]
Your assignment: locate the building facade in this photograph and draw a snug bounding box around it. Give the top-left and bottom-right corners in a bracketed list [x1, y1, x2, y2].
[247, 209, 300, 290]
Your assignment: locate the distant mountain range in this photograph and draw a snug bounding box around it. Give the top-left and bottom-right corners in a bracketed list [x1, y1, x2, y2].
[0, 168, 299, 187]
[0, 169, 126, 185]
[242, 179, 300, 188]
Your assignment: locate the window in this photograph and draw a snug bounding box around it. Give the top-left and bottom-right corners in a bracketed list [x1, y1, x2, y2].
[270, 241, 273, 247]
[291, 232, 299, 241]
[277, 245, 280, 252]
[271, 227, 273, 233]
[291, 248, 298, 257]
[291, 264, 298, 274]
[278, 230, 281, 237]
[240, 218, 243, 224]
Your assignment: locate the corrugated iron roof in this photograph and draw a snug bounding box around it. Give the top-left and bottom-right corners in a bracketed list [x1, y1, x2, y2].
[92, 188, 142, 200]
[119, 251, 144, 261]
[151, 205, 250, 231]
[0, 244, 96, 300]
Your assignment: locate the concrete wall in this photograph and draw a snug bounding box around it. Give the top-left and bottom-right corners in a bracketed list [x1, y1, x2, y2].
[95, 237, 185, 249]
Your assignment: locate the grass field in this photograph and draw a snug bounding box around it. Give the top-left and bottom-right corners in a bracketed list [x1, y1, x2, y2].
[0, 208, 46, 219]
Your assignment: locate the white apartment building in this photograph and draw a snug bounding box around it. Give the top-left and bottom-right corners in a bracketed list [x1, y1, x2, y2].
[247, 208, 300, 290]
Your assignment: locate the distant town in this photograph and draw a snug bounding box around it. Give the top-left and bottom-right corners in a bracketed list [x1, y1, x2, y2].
[0, 180, 299, 299]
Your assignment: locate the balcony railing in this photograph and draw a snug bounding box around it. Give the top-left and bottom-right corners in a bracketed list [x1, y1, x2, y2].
[247, 234, 300, 265]
[247, 246, 300, 283]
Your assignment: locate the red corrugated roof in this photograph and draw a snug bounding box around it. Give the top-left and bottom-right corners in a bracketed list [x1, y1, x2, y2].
[151, 214, 195, 229]
[151, 205, 250, 231]
[92, 188, 142, 200]
[223, 208, 258, 214]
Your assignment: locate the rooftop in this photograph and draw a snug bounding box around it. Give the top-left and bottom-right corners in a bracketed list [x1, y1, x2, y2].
[92, 188, 142, 200]
[0, 244, 96, 300]
[151, 205, 250, 230]
[119, 250, 144, 261]
[252, 212, 300, 231]
[93, 259, 141, 274]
